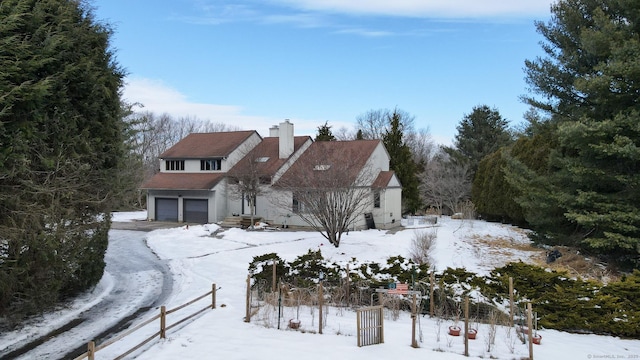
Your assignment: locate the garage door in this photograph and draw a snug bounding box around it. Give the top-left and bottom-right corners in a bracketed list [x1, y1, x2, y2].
[184, 199, 208, 223]
[156, 198, 178, 221]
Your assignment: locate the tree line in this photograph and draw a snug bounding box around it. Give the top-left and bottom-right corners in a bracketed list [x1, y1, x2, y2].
[474, 0, 640, 270]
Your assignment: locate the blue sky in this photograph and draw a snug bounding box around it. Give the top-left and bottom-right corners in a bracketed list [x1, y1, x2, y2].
[92, 0, 554, 145]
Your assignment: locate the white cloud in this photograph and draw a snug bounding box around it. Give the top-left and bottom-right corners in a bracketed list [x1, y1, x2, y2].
[271, 0, 553, 18]
[262, 13, 330, 28]
[122, 77, 324, 137]
[333, 28, 393, 37]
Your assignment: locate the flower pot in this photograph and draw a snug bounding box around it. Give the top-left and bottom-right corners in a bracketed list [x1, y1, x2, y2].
[532, 334, 542, 345]
[448, 326, 461, 336]
[288, 319, 301, 330]
[466, 328, 477, 340]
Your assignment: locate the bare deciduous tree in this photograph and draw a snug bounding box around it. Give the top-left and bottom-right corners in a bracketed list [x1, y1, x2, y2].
[405, 127, 435, 168]
[355, 108, 415, 140]
[274, 142, 375, 247]
[333, 125, 356, 140]
[227, 145, 269, 228]
[419, 150, 471, 215]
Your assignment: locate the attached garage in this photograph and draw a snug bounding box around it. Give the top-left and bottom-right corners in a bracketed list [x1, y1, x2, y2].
[156, 198, 178, 221]
[184, 199, 208, 223]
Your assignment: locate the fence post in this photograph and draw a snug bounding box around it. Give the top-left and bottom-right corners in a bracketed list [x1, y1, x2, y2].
[464, 296, 469, 357]
[509, 277, 514, 327]
[346, 264, 351, 306]
[411, 294, 418, 348]
[318, 281, 323, 334]
[272, 261, 276, 292]
[430, 272, 435, 316]
[87, 341, 95, 360]
[527, 302, 534, 360]
[212, 283, 217, 309]
[245, 274, 251, 323]
[160, 306, 166, 339]
[357, 308, 362, 346]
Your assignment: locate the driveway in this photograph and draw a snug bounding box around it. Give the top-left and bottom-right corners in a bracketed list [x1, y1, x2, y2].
[0, 227, 174, 360]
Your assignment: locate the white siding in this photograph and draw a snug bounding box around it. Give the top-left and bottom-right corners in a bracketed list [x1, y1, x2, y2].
[224, 133, 262, 170]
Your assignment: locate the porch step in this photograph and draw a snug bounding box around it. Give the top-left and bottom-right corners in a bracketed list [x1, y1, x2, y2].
[220, 216, 262, 228]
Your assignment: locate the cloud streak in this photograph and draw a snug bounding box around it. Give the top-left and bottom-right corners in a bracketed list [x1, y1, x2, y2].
[270, 0, 553, 18]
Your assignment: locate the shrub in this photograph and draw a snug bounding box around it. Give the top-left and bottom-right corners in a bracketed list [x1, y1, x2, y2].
[408, 229, 436, 266]
[248, 253, 640, 338]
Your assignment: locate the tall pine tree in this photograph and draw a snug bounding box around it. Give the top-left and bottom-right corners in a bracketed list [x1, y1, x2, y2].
[450, 105, 512, 177]
[516, 0, 640, 266]
[0, 0, 127, 319]
[383, 111, 421, 214]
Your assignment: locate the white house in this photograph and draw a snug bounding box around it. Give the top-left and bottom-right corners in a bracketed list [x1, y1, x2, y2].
[141, 120, 402, 229]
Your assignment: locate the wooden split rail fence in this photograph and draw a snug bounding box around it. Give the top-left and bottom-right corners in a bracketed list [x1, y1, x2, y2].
[73, 283, 218, 360]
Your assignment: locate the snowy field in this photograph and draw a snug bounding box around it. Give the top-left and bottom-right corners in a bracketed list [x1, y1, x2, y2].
[4, 211, 640, 359]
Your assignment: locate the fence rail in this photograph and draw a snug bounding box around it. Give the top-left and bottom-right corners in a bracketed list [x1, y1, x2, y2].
[73, 283, 217, 360]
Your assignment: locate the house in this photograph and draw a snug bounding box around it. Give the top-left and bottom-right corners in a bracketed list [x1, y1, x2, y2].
[141, 120, 402, 229]
[271, 138, 402, 230]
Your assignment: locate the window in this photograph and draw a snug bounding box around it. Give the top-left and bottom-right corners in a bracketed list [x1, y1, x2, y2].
[166, 160, 185, 171]
[313, 164, 331, 171]
[200, 159, 222, 171]
[292, 195, 308, 213]
[292, 196, 301, 213]
[373, 190, 381, 208]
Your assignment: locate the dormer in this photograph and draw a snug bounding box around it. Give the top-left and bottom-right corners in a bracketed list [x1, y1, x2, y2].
[157, 131, 260, 173]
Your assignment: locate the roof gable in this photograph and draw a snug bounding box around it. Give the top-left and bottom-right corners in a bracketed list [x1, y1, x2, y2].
[228, 136, 311, 178]
[160, 131, 258, 159]
[276, 139, 381, 187]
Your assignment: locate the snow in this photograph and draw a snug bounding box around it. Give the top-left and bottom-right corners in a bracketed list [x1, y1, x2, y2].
[3, 211, 640, 359]
[111, 211, 147, 222]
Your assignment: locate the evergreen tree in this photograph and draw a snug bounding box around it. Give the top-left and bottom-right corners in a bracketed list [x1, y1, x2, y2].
[0, 0, 126, 319]
[315, 121, 336, 141]
[518, 0, 640, 266]
[449, 105, 512, 177]
[472, 148, 524, 224]
[383, 111, 421, 213]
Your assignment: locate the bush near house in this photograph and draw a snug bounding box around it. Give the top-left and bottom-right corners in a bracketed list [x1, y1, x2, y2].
[249, 254, 640, 338]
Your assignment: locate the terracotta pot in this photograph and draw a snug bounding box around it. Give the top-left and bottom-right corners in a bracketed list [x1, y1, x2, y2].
[532, 334, 542, 345]
[289, 319, 301, 330]
[448, 326, 461, 336]
[466, 328, 477, 340]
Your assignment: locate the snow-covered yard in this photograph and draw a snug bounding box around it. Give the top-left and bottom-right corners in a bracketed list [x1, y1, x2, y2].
[4, 212, 640, 359]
